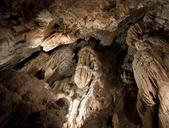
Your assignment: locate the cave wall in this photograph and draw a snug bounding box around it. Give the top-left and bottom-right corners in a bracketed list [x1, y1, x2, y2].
[1, 0, 169, 128]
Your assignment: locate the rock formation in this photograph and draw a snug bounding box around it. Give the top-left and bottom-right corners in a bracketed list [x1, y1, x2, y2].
[1, 0, 169, 128]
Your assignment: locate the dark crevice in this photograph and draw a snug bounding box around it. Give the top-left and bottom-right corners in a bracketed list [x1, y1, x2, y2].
[14, 51, 40, 70]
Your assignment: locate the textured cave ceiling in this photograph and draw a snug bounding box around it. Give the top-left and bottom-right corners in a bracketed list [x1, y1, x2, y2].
[1, 0, 169, 128]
